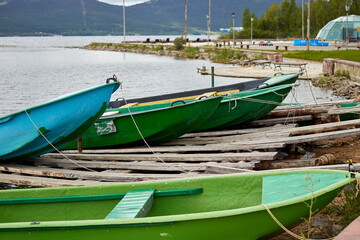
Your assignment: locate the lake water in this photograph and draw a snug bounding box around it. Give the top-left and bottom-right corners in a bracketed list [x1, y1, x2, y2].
[0, 35, 341, 116]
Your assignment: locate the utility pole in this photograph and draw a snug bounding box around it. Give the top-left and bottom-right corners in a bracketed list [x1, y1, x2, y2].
[123, 0, 126, 43]
[232, 12, 235, 48]
[185, 0, 187, 42]
[208, 0, 211, 42]
[306, 0, 310, 51]
[302, 0, 304, 39]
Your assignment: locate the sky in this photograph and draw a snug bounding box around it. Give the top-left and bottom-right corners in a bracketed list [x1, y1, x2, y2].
[97, 0, 150, 6]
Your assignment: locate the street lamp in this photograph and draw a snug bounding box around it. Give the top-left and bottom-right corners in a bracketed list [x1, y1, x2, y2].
[251, 17, 254, 43]
[232, 12, 235, 47]
[345, 0, 353, 50]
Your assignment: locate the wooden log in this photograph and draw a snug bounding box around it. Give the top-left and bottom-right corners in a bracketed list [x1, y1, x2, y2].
[0, 164, 204, 182]
[44, 151, 279, 162]
[327, 106, 360, 115]
[289, 119, 360, 136]
[60, 142, 286, 154]
[257, 158, 320, 170]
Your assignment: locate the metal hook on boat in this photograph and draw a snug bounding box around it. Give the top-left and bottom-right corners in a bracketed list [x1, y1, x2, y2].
[106, 74, 119, 84]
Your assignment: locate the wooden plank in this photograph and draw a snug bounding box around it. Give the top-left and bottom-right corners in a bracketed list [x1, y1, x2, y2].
[205, 165, 255, 174]
[162, 131, 290, 145]
[275, 100, 355, 110]
[229, 127, 360, 146]
[0, 172, 108, 187]
[265, 107, 328, 118]
[30, 157, 208, 171]
[44, 152, 279, 162]
[31, 157, 258, 171]
[59, 142, 286, 154]
[248, 115, 313, 126]
[0, 164, 204, 182]
[181, 124, 297, 138]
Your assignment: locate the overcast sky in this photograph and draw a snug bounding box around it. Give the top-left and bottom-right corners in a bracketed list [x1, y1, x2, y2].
[97, 0, 150, 6]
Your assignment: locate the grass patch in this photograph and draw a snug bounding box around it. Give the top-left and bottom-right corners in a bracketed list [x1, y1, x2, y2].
[284, 50, 360, 62]
[183, 47, 200, 58]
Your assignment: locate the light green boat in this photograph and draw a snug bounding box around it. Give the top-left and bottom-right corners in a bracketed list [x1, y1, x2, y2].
[0, 169, 355, 240]
[62, 96, 222, 149]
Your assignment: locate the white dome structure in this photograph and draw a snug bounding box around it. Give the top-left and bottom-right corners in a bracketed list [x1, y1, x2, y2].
[316, 15, 360, 41]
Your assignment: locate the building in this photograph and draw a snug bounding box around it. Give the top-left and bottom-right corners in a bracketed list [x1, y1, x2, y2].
[316, 15, 360, 41]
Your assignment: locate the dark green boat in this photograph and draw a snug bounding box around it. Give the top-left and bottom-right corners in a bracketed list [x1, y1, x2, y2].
[193, 84, 294, 131]
[63, 96, 222, 149]
[108, 73, 300, 108]
[0, 169, 355, 240]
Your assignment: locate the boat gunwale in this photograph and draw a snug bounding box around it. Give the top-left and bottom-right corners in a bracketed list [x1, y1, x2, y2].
[0, 81, 120, 121]
[100, 96, 223, 120]
[0, 169, 354, 231]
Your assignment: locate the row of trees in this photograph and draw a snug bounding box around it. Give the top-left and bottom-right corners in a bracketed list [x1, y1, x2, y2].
[221, 0, 360, 39]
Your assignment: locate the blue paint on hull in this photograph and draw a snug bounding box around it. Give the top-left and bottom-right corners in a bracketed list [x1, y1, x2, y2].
[0, 81, 120, 161]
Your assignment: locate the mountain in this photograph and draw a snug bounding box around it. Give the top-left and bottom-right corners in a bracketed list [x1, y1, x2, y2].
[0, 0, 285, 36]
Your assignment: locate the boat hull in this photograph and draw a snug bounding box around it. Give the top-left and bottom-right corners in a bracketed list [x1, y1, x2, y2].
[194, 84, 293, 131]
[0, 82, 119, 161]
[63, 97, 222, 149]
[0, 170, 353, 240]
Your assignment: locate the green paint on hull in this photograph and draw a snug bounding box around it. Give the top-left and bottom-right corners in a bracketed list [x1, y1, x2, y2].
[194, 84, 293, 131]
[63, 97, 222, 149]
[0, 170, 353, 240]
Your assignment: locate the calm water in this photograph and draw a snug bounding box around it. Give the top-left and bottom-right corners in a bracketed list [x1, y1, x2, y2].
[0, 35, 341, 116]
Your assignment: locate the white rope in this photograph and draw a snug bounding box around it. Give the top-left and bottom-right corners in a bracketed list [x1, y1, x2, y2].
[119, 87, 190, 174]
[24, 110, 97, 172]
[262, 204, 332, 240]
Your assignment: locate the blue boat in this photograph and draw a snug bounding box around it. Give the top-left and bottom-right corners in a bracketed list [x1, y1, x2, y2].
[0, 78, 120, 161]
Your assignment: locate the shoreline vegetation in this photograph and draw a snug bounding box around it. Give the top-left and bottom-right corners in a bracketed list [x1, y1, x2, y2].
[83, 42, 360, 64]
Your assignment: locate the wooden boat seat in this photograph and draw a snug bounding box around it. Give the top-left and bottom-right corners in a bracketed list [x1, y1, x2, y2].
[196, 91, 217, 99]
[120, 102, 139, 108]
[105, 188, 203, 219]
[106, 189, 155, 219]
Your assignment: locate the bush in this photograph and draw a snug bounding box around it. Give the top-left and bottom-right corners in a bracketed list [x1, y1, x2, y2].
[173, 37, 186, 50]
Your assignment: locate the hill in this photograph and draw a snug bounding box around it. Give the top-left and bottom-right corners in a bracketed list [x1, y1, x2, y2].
[0, 0, 284, 36]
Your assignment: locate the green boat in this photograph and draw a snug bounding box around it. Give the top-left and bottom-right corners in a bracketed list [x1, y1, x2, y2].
[62, 96, 222, 149]
[0, 169, 355, 240]
[193, 84, 294, 131]
[109, 73, 300, 108]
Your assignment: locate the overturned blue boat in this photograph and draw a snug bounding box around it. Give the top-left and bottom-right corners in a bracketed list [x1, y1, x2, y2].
[0, 77, 120, 161]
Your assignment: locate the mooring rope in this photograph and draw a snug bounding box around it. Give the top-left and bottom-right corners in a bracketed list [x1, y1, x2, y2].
[24, 110, 98, 173]
[262, 203, 333, 240]
[119, 86, 191, 174]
